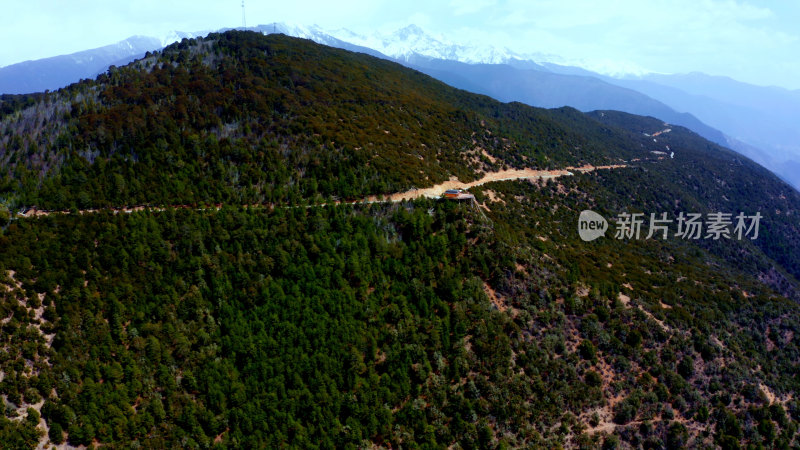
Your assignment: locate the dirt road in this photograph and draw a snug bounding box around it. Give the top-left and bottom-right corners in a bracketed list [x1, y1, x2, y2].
[368, 164, 626, 201]
[18, 164, 627, 218]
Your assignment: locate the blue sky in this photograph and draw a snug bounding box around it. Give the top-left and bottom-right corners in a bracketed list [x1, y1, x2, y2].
[2, 0, 798, 89]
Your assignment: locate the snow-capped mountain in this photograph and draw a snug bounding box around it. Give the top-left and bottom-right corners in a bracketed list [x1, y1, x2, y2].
[269, 23, 649, 77]
[158, 30, 210, 48]
[0, 36, 161, 95]
[254, 23, 350, 48]
[326, 24, 522, 64]
[240, 22, 525, 65]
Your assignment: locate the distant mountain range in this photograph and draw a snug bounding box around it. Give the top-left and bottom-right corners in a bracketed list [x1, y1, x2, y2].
[1, 23, 798, 190]
[603, 72, 800, 185]
[0, 32, 204, 95]
[0, 36, 160, 94]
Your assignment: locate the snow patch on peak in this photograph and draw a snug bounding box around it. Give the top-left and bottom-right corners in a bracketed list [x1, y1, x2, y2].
[190, 22, 654, 78]
[325, 24, 654, 76]
[159, 30, 209, 48]
[325, 24, 522, 65]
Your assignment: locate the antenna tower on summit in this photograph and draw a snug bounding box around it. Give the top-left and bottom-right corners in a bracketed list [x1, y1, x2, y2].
[241, 0, 247, 28]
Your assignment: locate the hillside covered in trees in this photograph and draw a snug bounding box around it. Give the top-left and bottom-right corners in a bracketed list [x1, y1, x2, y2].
[1, 31, 800, 448]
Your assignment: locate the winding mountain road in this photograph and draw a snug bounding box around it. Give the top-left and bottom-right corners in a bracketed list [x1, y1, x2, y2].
[18, 164, 627, 218]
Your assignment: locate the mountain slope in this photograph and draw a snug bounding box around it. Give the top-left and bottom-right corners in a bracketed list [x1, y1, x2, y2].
[0, 33, 207, 95]
[405, 57, 728, 146]
[0, 36, 161, 95]
[0, 31, 799, 448]
[278, 24, 731, 151]
[322, 24, 800, 191]
[0, 32, 667, 211]
[601, 74, 800, 190]
[1, 25, 739, 188]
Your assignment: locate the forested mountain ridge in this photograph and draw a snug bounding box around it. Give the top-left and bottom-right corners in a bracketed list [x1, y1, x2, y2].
[0, 31, 800, 448]
[0, 31, 705, 212]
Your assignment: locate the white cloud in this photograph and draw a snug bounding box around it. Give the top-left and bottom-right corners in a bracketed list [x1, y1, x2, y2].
[449, 0, 497, 16]
[444, 0, 799, 86]
[0, 0, 798, 88]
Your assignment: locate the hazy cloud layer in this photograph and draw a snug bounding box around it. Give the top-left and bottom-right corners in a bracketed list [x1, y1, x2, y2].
[2, 0, 798, 88]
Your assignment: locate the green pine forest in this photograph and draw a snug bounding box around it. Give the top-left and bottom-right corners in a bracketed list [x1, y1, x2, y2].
[0, 31, 799, 448]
